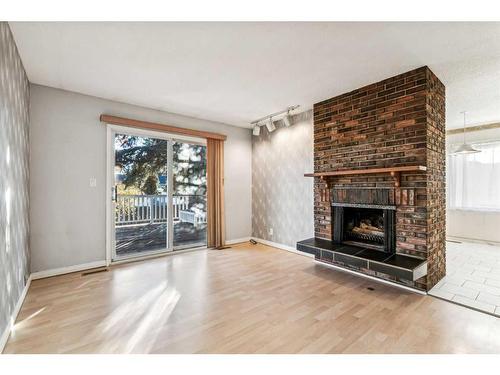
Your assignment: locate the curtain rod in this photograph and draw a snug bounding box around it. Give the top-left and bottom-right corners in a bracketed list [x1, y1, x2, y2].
[100, 114, 227, 141]
[446, 121, 500, 135]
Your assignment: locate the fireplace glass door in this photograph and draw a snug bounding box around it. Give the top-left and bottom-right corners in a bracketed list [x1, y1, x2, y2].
[333, 205, 396, 253]
[343, 208, 385, 251]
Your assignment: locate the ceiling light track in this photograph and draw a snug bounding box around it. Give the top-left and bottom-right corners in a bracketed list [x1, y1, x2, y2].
[251, 105, 300, 125]
[251, 105, 300, 135]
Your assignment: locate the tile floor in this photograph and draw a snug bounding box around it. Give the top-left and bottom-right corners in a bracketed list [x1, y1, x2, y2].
[429, 240, 500, 316]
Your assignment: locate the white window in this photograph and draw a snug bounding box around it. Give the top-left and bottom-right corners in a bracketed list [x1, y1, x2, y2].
[448, 141, 500, 211]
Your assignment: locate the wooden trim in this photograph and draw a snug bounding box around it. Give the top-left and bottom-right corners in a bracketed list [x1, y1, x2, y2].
[100, 115, 227, 141]
[304, 165, 426, 178]
[390, 171, 401, 188]
[446, 122, 500, 135]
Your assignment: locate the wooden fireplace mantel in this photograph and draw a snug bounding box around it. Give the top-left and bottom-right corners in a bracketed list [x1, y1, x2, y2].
[304, 166, 427, 188]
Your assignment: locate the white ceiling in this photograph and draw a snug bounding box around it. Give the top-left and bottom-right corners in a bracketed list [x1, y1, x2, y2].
[9, 22, 500, 129]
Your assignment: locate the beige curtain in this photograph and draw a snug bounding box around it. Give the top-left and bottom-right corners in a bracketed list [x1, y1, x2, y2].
[206, 138, 225, 249]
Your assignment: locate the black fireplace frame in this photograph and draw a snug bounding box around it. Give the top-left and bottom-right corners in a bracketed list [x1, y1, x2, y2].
[332, 203, 396, 254]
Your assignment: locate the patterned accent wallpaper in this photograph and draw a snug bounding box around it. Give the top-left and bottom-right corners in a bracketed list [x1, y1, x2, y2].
[0, 22, 30, 341]
[252, 110, 314, 247]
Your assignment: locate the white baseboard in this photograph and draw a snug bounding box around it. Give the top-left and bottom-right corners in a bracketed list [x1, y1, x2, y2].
[251, 237, 314, 258]
[0, 275, 32, 354]
[31, 260, 107, 280]
[226, 237, 251, 245]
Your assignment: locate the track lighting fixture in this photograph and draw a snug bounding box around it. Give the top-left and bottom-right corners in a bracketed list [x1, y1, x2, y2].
[252, 124, 261, 136]
[266, 117, 276, 133]
[250, 105, 300, 136]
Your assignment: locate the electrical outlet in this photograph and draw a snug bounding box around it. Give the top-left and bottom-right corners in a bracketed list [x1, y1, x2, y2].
[269, 228, 273, 236]
[89, 177, 97, 188]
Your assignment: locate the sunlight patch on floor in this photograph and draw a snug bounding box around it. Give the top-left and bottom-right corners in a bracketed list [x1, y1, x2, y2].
[83, 281, 181, 353]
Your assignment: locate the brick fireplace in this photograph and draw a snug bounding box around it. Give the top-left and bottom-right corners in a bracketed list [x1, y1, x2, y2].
[297, 66, 445, 292]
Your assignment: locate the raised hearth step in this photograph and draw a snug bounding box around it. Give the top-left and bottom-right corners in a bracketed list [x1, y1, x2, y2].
[296, 237, 427, 282]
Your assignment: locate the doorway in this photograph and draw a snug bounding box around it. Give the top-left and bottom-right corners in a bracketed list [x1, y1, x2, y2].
[107, 125, 207, 262]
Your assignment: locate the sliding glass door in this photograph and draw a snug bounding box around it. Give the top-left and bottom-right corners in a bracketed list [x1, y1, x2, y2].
[110, 127, 207, 261]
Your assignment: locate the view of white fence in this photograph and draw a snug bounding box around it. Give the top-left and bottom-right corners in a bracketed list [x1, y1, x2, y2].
[179, 210, 206, 227]
[115, 194, 206, 226]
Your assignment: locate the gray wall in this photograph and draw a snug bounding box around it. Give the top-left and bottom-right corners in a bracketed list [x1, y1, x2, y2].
[30, 84, 252, 272]
[252, 111, 314, 247]
[0, 23, 30, 339]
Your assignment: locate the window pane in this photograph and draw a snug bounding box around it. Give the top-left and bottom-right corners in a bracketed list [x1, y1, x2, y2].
[114, 133, 169, 258]
[448, 141, 500, 210]
[172, 141, 207, 249]
[173, 141, 206, 195]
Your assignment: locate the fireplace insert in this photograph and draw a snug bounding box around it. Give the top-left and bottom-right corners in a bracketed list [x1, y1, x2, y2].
[332, 204, 396, 253]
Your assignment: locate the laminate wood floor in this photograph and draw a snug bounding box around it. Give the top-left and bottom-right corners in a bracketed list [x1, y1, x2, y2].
[4, 243, 500, 354]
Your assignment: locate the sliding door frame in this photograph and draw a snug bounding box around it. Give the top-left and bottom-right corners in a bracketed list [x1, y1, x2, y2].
[105, 124, 206, 266]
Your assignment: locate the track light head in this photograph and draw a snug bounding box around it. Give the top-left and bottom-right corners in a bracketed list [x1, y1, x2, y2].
[252, 125, 261, 136]
[283, 113, 292, 127]
[266, 117, 276, 133]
